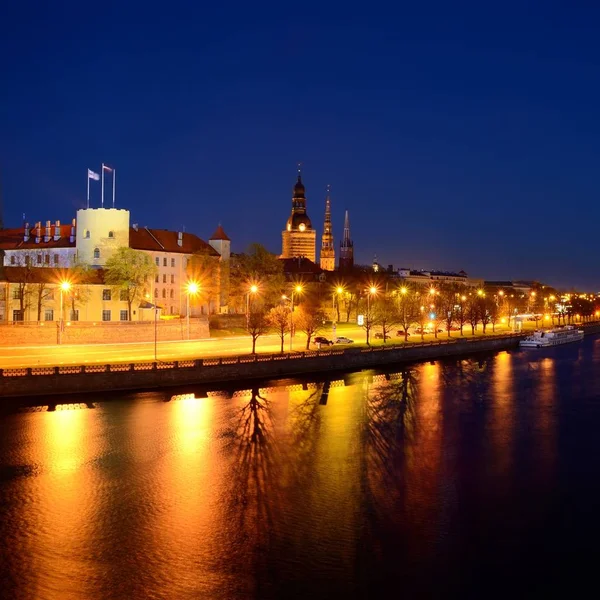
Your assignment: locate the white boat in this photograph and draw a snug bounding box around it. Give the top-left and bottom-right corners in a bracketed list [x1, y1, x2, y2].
[519, 325, 584, 348]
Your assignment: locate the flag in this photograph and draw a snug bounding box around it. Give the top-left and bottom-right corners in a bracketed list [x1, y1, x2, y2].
[103, 165, 113, 172]
[88, 169, 100, 181]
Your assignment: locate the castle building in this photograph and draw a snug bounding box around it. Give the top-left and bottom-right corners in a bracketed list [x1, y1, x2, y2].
[281, 171, 316, 263]
[319, 186, 335, 271]
[338, 210, 354, 270]
[0, 207, 230, 323]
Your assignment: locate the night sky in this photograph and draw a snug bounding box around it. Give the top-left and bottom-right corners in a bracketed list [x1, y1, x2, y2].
[2, 2, 600, 289]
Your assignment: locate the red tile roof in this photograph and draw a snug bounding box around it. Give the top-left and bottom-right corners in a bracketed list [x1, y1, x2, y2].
[0, 225, 75, 250]
[209, 224, 230, 241]
[129, 227, 220, 256]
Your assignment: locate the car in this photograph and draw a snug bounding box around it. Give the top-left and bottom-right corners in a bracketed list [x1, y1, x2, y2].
[374, 332, 384, 339]
[335, 336, 354, 344]
[396, 330, 411, 337]
[313, 336, 334, 346]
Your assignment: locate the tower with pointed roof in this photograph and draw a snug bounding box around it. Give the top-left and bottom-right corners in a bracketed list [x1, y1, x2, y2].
[281, 167, 316, 263]
[339, 210, 354, 270]
[209, 224, 231, 313]
[319, 185, 335, 271]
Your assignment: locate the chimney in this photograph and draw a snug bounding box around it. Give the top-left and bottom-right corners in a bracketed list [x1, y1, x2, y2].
[44, 220, 51, 242]
[24, 222, 30, 242]
[35, 222, 41, 244]
[132, 223, 138, 232]
[53, 220, 61, 241]
[177, 231, 183, 247]
[70, 218, 76, 243]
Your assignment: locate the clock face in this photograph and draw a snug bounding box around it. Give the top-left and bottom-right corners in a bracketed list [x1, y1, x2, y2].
[299, 223, 306, 232]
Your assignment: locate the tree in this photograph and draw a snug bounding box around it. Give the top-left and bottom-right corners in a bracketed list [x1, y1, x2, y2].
[186, 249, 220, 312]
[267, 305, 290, 353]
[478, 296, 492, 334]
[466, 299, 479, 335]
[9, 251, 43, 321]
[489, 299, 501, 332]
[396, 288, 418, 341]
[247, 308, 269, 354]
[372, 297, 398, 343]
[229, 243, 286, 311]
[104, 247, 157, 321]
[294, 303, 325, 350]
[455, 296, 469, 336]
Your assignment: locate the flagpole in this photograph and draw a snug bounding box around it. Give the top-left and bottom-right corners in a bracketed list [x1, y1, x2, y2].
[101, 163, 105, 208]
[87, 171, 90, 209]
[112, 168, 116, 208]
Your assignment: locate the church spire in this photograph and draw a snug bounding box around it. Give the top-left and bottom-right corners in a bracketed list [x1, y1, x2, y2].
[319, 184, 335, 271]
[339, 210, 354, 270]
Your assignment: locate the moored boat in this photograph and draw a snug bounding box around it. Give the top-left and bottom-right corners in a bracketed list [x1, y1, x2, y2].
[519, 325, 584, 348]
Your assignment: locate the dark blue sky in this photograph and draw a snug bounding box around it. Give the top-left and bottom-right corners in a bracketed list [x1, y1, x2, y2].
[2, 2, 600, 289]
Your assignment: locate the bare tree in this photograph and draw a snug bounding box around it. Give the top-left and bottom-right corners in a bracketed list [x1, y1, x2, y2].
[372, 297, 398, 343]
[247, 308, 269, 354]
[396, 289, 418, 341]
[294, 303, 325, 350]
[466, 300, 479, 335]
[267, 305, 290, 353]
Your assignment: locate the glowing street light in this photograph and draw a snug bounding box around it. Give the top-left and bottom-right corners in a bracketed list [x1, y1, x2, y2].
[58, 280, 71, 345]
[185, 281, 200, 340]
[289, 284, 304, 352]
[246, 283, 259, 329]
[366, 285, 378, 345]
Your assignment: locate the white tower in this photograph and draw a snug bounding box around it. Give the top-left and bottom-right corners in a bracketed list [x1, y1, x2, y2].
[76, 208, 130, 267]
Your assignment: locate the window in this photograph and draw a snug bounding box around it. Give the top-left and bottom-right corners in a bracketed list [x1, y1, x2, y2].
[25, 256, 30, 265]
[102, 289, 111, 301]
[102, 310, 111, 322]
[70, 309, 79, 321]
[13, 310, 23, 322]
[154, 289, 158, 298]
[53, 254, 59, 266]
[170, 306, 174, 315]
[44, 254, 50, 265]
[37, 254, 42, 265]
[170, 289, 174, 299]
[170, 274, 175, 284]
[120, 310, 128, 321]
[108, 231, 114, 238]
[44, 309, 54, 321]
[171, 258, 175, 267]
[155, 257, 160, 266]
[93, 248, 100, 259]
[12, 289, 21, 300]
[163, 258, 167, 267]
[119, 289, 128, 301]
[162, 289, 166, 298]
[84, 229, 90, 239]
[162, 274, 166, 283]
[46, 290, 54, 300]
[10, 256, 15, 265]
[155, 274, 159, 283]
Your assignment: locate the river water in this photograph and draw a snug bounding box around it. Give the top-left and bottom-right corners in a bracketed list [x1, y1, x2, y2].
[2, 338, 600, 599]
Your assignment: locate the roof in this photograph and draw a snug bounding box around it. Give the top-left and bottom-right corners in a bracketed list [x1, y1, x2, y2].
[209, 224, 230, 241]
[1, 266, 105, 285]
[280, 257, 322, 275]
[0, 225, 74, 250]
[128, 227, 220, 256]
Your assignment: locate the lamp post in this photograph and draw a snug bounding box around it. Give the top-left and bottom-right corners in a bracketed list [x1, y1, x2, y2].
[366, 286, 378, 345]
[332, 286, 344, 340]
[185, 281, 199, 340]
[246, 284, 259, 329]
[58, 281, 71, 345]
[289, 284, 303, 352]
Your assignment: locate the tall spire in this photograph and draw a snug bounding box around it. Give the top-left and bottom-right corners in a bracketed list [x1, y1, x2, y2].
[320, 184, 335, 271]
[339, 210, 354, 270]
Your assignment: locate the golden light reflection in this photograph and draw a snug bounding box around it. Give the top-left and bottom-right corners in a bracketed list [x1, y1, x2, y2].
[491, 351, 515, 476]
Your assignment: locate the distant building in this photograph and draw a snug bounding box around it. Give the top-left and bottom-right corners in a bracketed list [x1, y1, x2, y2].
[338, 210, 354, 271]
[0, 207, 231, 322]
[281, 256, 323, 282]
[319, 186, 335, 271]
[281, 171, 316, 263]
[396, 268, 478, 287]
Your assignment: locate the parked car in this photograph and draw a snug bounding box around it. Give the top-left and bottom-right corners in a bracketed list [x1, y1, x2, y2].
[396, 330, 411, 337]
[335, 336, 354, 344]
[313, 336, 334, 346]
[374, 332, 384, 339]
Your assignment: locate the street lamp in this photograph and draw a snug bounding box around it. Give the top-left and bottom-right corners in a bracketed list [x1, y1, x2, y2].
[246, 284, 259, 329]
[58, 281, 71, 345]
[185, 281, 200, 340]
[289, 284, 303, 352]
[366, 285, 378, 345]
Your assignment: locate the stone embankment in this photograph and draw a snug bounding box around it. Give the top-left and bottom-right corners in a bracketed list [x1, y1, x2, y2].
[3, 323, 599, 400]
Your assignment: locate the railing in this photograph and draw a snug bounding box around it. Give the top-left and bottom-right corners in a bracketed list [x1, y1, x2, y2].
[0, 333, 526, 379]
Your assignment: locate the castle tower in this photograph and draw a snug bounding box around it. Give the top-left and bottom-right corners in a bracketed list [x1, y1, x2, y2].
[75, 208, 130, 267]
[339, 210, 354, 270]
[209, 224, 231, 314]
[319, 185, 335, 271]
[281, 167, 316, 262]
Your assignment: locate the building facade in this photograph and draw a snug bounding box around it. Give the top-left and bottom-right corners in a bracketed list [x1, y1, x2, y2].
[0, 208, 230, 322]
[281, 173, 316, 263]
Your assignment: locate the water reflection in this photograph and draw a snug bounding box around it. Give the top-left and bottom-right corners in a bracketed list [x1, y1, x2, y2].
[0, 345, 590, 599]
